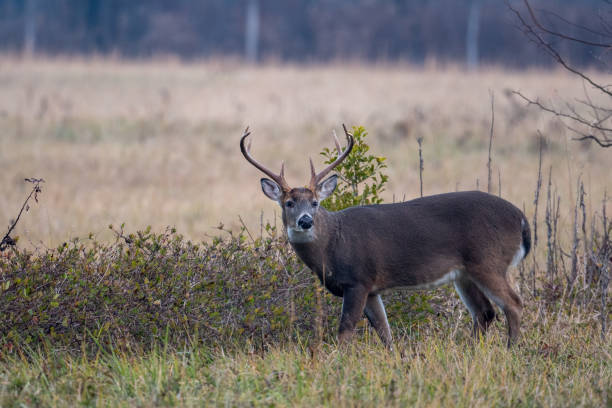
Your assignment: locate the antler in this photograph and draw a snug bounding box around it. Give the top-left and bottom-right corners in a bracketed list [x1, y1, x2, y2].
[309, 124, 355, 190]
[240, 127, 291, 192]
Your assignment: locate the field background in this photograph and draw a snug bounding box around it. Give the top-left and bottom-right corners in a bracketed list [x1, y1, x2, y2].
[1, 58, 610, 248]
[0, 59, 610, 407]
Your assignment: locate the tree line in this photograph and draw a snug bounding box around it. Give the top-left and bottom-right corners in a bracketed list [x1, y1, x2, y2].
[0, 0, 608, 68]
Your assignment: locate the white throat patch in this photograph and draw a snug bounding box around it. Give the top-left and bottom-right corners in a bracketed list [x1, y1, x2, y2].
[287, 227, 316, 243]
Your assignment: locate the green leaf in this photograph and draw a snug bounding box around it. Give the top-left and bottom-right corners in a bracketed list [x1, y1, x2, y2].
[320, 126, 388, 211]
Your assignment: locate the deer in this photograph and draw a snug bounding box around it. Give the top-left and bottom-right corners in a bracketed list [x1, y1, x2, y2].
[240, 125, 531, 348]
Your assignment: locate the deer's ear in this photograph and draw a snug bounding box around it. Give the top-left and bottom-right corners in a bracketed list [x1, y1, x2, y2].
[316, 175, 337, 201]
[261, 178, 282, 202]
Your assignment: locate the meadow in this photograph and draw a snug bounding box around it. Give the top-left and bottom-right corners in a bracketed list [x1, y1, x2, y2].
[0, 59, 610, 406]
[1, 58, 609, 246]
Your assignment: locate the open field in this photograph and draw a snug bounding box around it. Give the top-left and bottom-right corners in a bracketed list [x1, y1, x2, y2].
[1, 330, 609, 407]
[0, 59, 610, 407]
[0, 58, 610, 247]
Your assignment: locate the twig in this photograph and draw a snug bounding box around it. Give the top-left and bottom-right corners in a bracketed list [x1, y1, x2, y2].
[545, 167, 554, 284]
[523, 0, 612, 48]
[417, 137, 424, 197]
[568, 177, 582, 295]
[512, 90, 612, 148]
[238, 215, 255, 243]
[512, 91, 612, 133]
[538, 6, 612, 41]
[580, 182, 589, 290]
[600, 191, 610, 339]
[553, 194, 561, 283]
[109, 223, 133, 244]
[0, 178, 44, 252]
[487, 90, 495, 194]
[260, 210, 264, 241]
[572, 134, 612, 148]
[532, 134, 544, 248]
[508, 2, 612, 98]
[531, 134, 544, 296]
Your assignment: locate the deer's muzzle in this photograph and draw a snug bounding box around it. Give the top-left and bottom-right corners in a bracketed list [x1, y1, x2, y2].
[297, 214, 313, 230]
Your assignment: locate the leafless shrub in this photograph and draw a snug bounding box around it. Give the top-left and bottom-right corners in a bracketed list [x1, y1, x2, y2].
[0, 178, 44, 252]
[527, 168, 610, 337]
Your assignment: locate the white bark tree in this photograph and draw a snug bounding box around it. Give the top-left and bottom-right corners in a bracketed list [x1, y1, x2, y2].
[245, 0, 260, 63]
[23, 0, 38, 56]
[466, 0, 482, 70]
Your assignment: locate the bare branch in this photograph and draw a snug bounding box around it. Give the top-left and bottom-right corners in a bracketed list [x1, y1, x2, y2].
[417, 137, 424, 197]
[0, 178, 45, 252]
[574, 99, 612, 116]
[508, 1, 612, 98]
[512, 91, 612, 133]
[571, 134, 612, 148]
[523, 0, 612, 48]
[538, 7, 612, 40]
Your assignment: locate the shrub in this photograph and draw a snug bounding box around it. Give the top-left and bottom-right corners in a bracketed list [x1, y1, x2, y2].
[0, 225, 448, 352]
[319, 126, 388, 211]
[0, 226, 316, 350]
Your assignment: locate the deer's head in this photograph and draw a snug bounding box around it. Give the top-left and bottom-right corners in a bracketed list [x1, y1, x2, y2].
[240, 125, 354, 243]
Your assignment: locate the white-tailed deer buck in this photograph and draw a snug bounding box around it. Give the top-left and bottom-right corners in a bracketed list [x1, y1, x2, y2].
[240, 125, 531, 347]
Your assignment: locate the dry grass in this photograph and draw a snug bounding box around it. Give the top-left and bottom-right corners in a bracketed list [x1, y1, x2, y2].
[0, 58, 610, 407]
[1, 58, 610, 248]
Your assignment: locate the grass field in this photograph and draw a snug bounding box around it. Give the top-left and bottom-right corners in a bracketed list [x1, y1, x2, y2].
[1, 330, 609, 407]
[0, 59, 610, 407]
[1, 58, 609, 247]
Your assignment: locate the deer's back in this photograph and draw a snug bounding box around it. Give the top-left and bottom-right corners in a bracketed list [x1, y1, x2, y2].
[331, 191, 526, 287]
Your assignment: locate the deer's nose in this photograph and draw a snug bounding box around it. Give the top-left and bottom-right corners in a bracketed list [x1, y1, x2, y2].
[298, 214, 313, 230]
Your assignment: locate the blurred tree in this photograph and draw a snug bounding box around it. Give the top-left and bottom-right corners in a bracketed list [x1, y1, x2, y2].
[23, 0, 37, 56]
[466, 0, 481, 70]
[245, 0, 260, 63]
[0, 0, 605, 68]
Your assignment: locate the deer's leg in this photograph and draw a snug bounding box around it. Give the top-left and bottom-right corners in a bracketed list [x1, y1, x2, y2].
[469, 269, 523, 347]
[364, 294, 393, 348]
[338, 286, 369, 345]
[453, 277, 496, 338]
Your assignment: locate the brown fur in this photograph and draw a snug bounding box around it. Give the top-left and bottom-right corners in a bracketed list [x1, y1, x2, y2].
[287, 190, 530, 348]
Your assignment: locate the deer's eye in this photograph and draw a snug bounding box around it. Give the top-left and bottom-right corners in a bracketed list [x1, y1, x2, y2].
[285, 200, 294, 208]
[312, 201, 319, 208]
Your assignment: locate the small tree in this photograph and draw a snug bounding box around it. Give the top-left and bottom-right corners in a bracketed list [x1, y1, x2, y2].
[319, 126, 388, 211]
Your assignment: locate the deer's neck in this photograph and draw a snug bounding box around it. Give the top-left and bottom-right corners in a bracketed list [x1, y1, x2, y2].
[288, 209, 339, 274]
